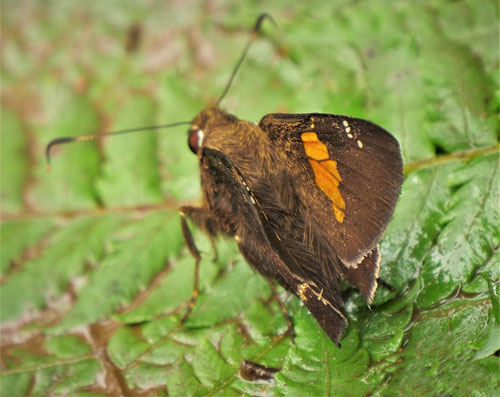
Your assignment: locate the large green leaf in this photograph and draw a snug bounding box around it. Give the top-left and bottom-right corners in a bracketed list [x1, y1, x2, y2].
[1, 1, 498, 395]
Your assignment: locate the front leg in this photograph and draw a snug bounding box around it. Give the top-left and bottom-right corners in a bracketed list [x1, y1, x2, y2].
[178, 206, 222, 324]
[180, 205, 222, 238]
[180, 205, 223, 262]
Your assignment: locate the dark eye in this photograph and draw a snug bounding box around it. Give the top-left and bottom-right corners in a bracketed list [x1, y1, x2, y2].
[188, 128, 204, 154]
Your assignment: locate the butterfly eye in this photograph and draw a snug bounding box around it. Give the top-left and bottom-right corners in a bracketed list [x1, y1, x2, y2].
[188, 128, 204, 154]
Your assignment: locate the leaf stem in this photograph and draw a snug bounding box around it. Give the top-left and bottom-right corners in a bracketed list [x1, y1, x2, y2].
[404, 144, 500, 175]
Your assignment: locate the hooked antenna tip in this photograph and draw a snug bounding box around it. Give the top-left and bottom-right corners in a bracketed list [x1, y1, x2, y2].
[45, 137, 75, 167]
[253, 13, 276, 34]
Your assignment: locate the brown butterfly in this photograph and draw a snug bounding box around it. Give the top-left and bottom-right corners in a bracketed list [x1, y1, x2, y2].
[47, 14, 403, 346]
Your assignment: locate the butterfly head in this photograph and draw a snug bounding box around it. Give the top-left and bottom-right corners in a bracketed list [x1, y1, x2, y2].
[188, 107, 238, 154]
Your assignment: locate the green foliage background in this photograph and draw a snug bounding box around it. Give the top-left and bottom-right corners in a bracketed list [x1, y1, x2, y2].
[1, 0, 499, 395]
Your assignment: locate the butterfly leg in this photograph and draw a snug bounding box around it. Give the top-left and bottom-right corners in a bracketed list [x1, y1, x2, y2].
[377, 278, 395, 292]
[180, 205, 220, 260]
[268, 280, 295, 341]
[179, 206, 222, 325]
[209, 236, 219, 263]
[178, 208, 202, 325]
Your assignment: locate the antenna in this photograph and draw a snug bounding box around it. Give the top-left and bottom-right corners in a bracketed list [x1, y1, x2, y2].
[215, 13, 276, 106]
[45, 121, 190, 168]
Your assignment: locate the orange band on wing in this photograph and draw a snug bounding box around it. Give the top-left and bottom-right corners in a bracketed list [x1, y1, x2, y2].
[332, 204, 345, 223]
[301, 132, 330, 160]
[301, 132, 346, 223]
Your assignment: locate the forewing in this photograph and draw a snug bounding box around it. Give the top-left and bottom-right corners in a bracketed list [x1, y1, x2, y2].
[260, 113, 403, 266]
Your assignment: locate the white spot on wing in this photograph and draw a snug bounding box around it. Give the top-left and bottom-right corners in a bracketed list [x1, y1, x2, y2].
[343, 120, 353, 138]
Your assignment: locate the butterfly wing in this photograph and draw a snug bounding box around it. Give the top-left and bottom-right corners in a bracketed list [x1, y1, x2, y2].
[200, 146, 348, 344]
[260, 113, 403, 268]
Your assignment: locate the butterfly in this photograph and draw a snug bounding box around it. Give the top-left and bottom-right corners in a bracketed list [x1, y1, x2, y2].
[182, 108, 402, 345]
[46, 14, 403, 346]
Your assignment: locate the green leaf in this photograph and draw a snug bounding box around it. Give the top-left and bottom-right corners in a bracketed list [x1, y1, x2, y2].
[50, 211, 183, 332]
[384, 297, 499, 395]
[417, 153, 500, 308]
[276, 303, 372, 396]
[1, 0, 498, 395]
[1, 215, 124, 323]
[474, 322, 500, 361]
[1, 108, 27, 214]
[32, 86, 102, 211]
[1, 335, 100, 396]
[0, 218, 54, 275]
[108, 327, 150, 369]
[96, 96, 164, 207]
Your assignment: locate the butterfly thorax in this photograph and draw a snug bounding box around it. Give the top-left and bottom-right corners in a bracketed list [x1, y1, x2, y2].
[190, 108, 298, 237]
[191, 107, 283, 187]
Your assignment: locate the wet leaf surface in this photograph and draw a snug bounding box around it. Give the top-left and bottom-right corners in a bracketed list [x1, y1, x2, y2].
[1, 0, 499, 395]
